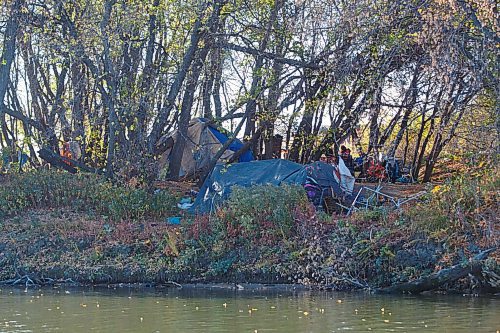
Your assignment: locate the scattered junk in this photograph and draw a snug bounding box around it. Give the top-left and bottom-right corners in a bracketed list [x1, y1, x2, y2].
[342, 183, 427, 216]
[166, 216, 182, 225]
[334, 155, 356, 195]
[355, 154, 414, 184]
[60, 141, 82, 163]
[156, 118, 254, 179]
[33, 127, 425, 217]
[177, 197, 194, 210]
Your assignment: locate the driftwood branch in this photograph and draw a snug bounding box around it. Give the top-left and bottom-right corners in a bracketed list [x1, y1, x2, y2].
[0, 275, 35, 287]
[376, 248, 497, 294]
[0, 275, 77, 287]
[166, 281, 182, 288]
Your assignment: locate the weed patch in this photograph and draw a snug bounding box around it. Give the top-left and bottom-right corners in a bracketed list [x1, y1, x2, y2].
[0, 171, 178, 221]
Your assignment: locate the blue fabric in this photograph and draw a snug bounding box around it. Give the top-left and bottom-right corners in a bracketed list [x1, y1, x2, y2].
[191, 159, 345, 214]
[18, 152, 28, 167]
[207, 126, 254, 162]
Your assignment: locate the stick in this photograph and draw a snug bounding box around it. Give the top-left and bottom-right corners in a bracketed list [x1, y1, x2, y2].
[347, 188, 363, 216]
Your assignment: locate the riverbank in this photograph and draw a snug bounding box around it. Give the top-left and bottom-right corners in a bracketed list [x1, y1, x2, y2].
[0, 170, 498, 293]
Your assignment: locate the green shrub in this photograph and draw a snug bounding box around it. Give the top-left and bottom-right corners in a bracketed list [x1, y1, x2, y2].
[226, 184, 309, 235]
[188, 184, 310, 249]
[406, 167, 498, 233]
[357, 207, 388, 223]
[0, 170, 178, 221]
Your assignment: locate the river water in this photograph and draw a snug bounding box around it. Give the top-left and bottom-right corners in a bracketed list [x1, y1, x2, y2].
[0, 286, 498, 332]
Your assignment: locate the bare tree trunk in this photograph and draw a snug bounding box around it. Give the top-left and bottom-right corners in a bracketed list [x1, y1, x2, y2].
[0, 0, 23, 107]
[8, 83, 39, 164]
[351, 128, 364, 156]
[167, 0, 225, 179]
[0, 0, 58, 150]
[422, 81, 475, 182]
[50, 62, 71, 141]
[243, 0, 281, 142]
[147, 14, 205, 153]
[388, 65, 420, 157]
[263, 16, 285, 159]
[310, 84, 364, 162]
[289, 72, 316, 162]
[167, 49, 210, 179]
[212, 47, 224, 119]
[201, 47, 220, 120]
[0, 114, 12, 148]
[70, 61, 87, 155]
[135, 0, 159, 144]
[367, 89, 381, 156]
[101, 0, 118, 178]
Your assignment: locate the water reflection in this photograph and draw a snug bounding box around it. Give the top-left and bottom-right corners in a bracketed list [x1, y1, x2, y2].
[0, 286, 498, 332]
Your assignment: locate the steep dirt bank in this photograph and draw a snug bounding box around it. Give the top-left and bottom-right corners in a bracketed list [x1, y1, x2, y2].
[1, 208, 497, 293]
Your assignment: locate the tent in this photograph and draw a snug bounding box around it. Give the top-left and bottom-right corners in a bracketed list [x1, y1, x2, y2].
[157, 118, 254, 178]
[192, 159, 355, 213]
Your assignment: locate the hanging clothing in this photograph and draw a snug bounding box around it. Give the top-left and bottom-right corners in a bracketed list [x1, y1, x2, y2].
[332, 156, 355, 195]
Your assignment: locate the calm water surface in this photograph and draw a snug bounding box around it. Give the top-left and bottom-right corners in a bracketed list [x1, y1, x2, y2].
[0, 286, 498, 332]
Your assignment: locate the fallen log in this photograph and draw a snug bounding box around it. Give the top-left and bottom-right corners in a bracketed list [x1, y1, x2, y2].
[38, 147, 102, 174]
[376, 248, 497, 294]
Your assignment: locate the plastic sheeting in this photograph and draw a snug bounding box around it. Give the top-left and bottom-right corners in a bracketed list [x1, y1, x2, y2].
[207, 127, 254, 162]
[336, 157, 355, 195]
[192, 159, 351, 214]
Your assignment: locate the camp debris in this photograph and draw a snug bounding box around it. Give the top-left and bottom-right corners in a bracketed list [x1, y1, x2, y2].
[191, 159, 356, 214]
[177, 197, 194, 210]
[156, 118, 254, 179]
[60, 141, 82, 161]
[166, 216, 182, 225]
[341, 184, 427, 216]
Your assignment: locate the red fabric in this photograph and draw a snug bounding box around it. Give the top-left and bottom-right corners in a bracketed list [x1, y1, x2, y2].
[60, 143, 73, 166]
[333, 165, 341, 181]
[367, 160, 386, 179]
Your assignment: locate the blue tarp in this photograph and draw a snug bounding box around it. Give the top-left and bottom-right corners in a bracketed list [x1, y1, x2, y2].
[192, 159, 344, 214]
[206, 126, 254, 162]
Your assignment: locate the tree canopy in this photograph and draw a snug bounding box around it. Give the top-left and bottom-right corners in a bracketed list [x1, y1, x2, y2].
[0, 0, 498, 181]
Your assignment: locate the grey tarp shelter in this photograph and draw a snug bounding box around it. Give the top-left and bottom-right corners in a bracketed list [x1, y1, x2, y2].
[192, 159, 352, 214]
[157, 118, 254, 178]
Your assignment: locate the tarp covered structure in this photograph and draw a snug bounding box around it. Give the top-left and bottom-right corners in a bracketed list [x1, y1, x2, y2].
[192, 159, 355, 213]
[157, 118, 254, 178]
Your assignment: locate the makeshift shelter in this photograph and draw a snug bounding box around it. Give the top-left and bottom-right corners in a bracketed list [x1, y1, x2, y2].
[192, 159, 355, 213]
[157, 118, 254, 178]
